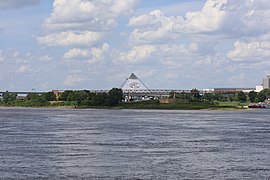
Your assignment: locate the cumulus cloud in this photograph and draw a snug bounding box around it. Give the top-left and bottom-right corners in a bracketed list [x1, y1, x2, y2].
[44, 0, 138, 31]
[129, 10, 179, 44]
[89, 43, 110, 63]
[228, 41, 270, 61]
[128, 0, 227, 44]
[64, 74, 83, 86]
[39, 0, 138, 48]
[0, 0, 41, 9]
[173, 0, 227, 33]
[37, 31, 102, 47]
[129, 10, 166, 27]
[117, 42, 198, 65]
[0, 49, 21, 62]
[128, 0, 270, 45]
[218, 0, 270, 37]
[118, 45, 156, 63]
[64, 48, 89, 59]
[63, 43, 110, 63]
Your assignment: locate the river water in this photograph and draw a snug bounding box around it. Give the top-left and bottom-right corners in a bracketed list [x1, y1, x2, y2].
[0, 107, 269, 179]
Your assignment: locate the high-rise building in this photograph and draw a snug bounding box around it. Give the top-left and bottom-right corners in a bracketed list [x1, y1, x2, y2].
[263, 75, 270, 89]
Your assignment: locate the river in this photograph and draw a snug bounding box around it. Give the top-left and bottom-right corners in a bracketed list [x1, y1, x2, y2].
[0, 107, 269, 179]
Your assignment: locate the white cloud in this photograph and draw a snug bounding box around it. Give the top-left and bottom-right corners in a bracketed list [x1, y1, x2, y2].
[156, 43, 198, 57]
[16, 65, 32, 74]
[117, 42, 198, 65]
[129, 10, 178, 44]
[44, 0, 138, 31]
[228, 41, 270, 61]
[0, 0, 41, 9]
[0, 49, 21, 63]
[218, 0, 270, 37]
[64, 74, 83, 86]
[129, 10, 164, 27]
[38, 31, 102, 47]
[173, 0, 227, 33]
[40, 0, 138, 47]
[89, 43, 110, 63]
[38, 55, 53, 62]
[118, 45, 156, 63]
[63, 43, 110, 63]
[128, 0, 227, 44]
[64, 48, 89, 59]
[128, 0, 270, 45]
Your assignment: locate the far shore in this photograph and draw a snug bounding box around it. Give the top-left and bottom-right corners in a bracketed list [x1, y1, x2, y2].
[0, 101, 253, 111]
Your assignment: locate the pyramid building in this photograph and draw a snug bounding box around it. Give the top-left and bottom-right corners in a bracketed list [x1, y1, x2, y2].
[121, 73, 151, 92]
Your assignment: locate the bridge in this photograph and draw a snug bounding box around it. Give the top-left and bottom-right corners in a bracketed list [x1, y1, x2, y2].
[90, 89, 192, 97]
[0, 89, 193, 99]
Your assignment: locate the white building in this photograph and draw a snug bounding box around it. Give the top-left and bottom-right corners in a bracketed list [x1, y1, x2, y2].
[121, 73, 151, 92]
[263, 75, 270, 89]
[256, 85, 263, 92]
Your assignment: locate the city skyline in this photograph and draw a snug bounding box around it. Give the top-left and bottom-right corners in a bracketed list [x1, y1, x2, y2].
[1, 0, 270, 91]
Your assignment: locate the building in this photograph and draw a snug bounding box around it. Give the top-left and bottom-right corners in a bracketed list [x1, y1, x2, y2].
[120, 73, 152, 101]
[121, 73, 151, 93]
[256, 85, 263, 92]
[263, 75, 270, 89]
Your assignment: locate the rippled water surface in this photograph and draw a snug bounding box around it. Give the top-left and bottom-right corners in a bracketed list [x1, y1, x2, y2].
[0, 107, 269, 179]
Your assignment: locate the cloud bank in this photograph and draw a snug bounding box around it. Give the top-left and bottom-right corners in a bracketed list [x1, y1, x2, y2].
[2, 0, 270, 90]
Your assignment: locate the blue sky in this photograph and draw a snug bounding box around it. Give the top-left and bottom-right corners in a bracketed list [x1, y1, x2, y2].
[0, 0, 270, 91]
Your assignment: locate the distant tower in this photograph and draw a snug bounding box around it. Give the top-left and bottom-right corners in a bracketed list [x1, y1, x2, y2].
[263, 75, 270, 89]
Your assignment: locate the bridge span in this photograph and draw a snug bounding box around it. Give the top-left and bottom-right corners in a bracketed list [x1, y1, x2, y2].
[0, 89, 193, 97]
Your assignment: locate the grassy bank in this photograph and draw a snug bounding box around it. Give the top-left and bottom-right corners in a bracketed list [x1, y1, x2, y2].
[0, 99, 249, 110]
[218, 101, 250, 109]
[117, 100, 240, 110]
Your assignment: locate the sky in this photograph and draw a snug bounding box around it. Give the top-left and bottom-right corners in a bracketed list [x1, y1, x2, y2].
[0, 0, 270, 91]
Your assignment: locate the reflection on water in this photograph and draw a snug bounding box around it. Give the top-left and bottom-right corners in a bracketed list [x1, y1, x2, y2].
[0, 107, 269, 179]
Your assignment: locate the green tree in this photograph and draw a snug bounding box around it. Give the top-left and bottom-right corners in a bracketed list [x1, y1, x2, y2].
[2, 91, 17, 103]
[106, 88, 123, 106]
[93, 93, 107, 106]
[67, 91, 76, 101]
[259, 88, 270, 101]
[214, 93, 222, 101]
[73, 90, 89, 105]
[42, 92, 56, 101]
[257, 89, 270, 102]
[237, 91, 247, 102]
[248, 91, 257, 103]
[59, 90, 73, 101]
[203, 93, 215, 101]
[26, 93, 39, 100]
[191, 88, 201, 99]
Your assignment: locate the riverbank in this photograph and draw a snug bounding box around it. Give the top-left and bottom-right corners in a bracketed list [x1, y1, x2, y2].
[0, 100, 250, 110]
[116, 101, 250, 110]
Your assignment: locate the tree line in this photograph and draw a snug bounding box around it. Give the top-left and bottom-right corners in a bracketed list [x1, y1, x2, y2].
[170, 88, 270, 103]
[57, 88, 123, 106]
[0, 88, 123, 107]
[1, 88, 270, 108]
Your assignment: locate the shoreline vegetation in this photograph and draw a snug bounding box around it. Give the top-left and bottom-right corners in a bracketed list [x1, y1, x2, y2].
[0, 87, 262, 110]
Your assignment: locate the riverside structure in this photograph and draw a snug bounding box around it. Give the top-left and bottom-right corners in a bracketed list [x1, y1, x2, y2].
[0, 73, 265, 100]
